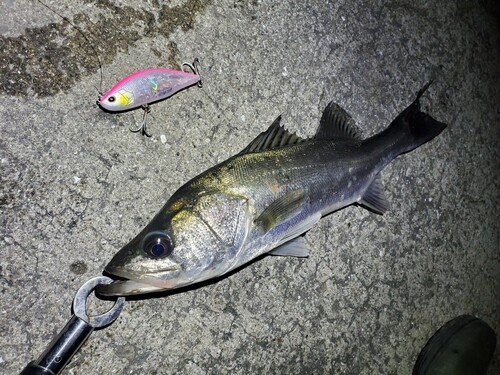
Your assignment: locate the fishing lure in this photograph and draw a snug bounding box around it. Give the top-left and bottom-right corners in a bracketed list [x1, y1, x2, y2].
[96, 60, 202, 137]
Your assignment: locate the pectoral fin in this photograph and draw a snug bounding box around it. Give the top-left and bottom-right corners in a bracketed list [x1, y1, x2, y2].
[268, 237, 309, 257]
[254, 189, 306, 233]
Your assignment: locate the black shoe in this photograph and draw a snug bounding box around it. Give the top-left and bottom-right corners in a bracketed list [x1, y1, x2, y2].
[413, 315, 496, 375]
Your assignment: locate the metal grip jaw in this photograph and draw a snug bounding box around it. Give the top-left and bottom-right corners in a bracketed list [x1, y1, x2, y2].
[73, 276, 125, 328]
[20, 277, 125, 375]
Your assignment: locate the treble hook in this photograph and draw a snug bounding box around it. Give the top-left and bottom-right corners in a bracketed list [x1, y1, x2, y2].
[130, 104, 152, 137]
[128, 59, 202, 138]
[182, 58, 203, 88]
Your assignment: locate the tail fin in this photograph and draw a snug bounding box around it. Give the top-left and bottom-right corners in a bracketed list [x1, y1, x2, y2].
[388, 82, 447, 154]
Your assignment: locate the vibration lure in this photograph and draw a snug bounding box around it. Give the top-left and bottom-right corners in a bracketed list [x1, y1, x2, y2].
[97, 59, 202, 137]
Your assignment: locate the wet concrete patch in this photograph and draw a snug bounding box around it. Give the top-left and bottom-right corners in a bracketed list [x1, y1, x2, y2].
[69, 260, 88, 275]
[0, 0, 212, 97]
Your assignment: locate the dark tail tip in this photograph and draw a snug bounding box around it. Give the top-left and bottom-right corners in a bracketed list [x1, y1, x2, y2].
[415, 80, 433, 102]
[391, 82, 447, 153]
[409, 110, 447, 146]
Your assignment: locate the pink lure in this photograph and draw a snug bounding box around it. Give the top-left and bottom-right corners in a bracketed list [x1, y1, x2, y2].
[97, 67, 200, 112]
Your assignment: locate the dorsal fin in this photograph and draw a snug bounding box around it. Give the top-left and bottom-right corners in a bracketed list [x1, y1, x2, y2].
[315, 101, 361, 140]
[239, 116, 304, 154]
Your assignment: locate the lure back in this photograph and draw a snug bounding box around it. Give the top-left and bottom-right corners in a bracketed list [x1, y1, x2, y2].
[97, 68, 200, 112]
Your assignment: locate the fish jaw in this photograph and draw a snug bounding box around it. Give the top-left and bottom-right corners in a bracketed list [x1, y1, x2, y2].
[98, 253, 244, 297]
[96, 235, 187, 296]
[97, 265, 185, 296]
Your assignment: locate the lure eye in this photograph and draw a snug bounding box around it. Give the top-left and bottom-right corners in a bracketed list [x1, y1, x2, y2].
[143, 233, 173, 259]
[108, 96, 115, 102]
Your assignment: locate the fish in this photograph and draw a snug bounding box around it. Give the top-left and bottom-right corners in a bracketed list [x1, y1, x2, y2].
[97, 82, 447, 296]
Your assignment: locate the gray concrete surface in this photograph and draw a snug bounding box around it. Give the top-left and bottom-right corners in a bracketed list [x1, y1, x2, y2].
[1, 0, 499, 374]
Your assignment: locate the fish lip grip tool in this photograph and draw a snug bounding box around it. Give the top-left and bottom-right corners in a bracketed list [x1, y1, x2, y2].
[19, 276, 125, 375]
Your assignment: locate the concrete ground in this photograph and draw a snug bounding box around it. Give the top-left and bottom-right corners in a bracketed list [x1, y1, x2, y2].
[1, 0, 498, 374]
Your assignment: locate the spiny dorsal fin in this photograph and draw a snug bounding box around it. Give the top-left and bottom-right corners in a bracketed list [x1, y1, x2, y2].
[357, 174, 390, 214]
[239, 116, 304, 154]
[315, 101, 361, 140]
[254, 189, 305, 233]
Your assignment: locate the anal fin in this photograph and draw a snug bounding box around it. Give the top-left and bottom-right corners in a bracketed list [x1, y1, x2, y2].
[269, 237, 309, 258]
[358, 175, 390, 214]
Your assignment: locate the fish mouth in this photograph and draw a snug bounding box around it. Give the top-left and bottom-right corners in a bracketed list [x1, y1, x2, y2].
[97, 266, 182, 297]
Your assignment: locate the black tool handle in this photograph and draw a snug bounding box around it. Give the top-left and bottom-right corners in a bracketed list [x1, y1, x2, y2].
[19, 277, 125, 375]
[19, 361, 54, 375]
[19, 315, 93, 375]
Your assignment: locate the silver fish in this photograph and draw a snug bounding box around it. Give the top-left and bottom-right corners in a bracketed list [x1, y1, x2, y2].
[97, 83, 447, 296]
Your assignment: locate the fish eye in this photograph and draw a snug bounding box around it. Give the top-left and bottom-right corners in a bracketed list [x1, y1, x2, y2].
[143, 233, 173, 259]
[108, 96, 115, 102]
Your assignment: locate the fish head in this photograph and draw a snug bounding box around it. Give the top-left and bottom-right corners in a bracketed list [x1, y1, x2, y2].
[98, 191, 251, 296]
[96, 88, 135, 112]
